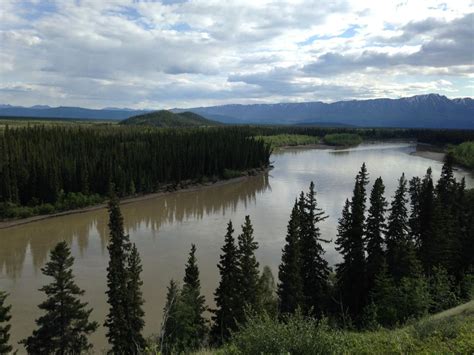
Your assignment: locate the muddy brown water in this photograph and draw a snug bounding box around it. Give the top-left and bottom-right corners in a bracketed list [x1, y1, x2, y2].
[1, 143, 473, 353]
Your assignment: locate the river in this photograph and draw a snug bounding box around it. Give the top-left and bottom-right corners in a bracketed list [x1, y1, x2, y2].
[1, 142, 473, 353]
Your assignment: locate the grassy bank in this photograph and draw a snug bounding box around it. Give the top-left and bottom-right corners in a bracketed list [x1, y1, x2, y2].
[219, 301, 474, 354]
[450, 141, 474, 169]
[256, 134, 320, 149]
[323, 133, 362, 147]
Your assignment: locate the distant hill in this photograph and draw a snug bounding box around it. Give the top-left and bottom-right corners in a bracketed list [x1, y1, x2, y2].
[120, 110, 220, 127]
[0, 105, 148, 120]
[173, 94, 474, 129]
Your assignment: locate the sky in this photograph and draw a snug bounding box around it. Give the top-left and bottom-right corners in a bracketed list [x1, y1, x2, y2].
[0, 0, 473, 109]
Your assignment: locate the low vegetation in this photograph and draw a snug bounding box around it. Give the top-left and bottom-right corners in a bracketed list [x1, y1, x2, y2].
[323, 133, 362, 146]
[450, 141, 474, 169]
[256, 134, 320, 149]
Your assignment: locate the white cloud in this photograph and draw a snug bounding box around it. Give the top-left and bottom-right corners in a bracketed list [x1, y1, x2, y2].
[0, 0, 472, 108]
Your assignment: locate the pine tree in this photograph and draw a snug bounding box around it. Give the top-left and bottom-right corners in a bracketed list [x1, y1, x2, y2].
[180, 244, 208, 350]
[299, 182, 330, 316]
[418, 168, 435, 272]
[278, 201, 303, 315]
[365, 177, 387, 295]
[236, 216, 260, 321]
[408, 176, 422, 245]
[212, 221, 241, 344]
[126, 244, 146, 351]
[257, 266, 278, 317]
[429, 266, 458, 313]
[104, 194, 145, 354]
[160, 280, 180, 354]
[21, 241, 98, 354]
[368, 262, 398, 327]
[0, 291, 12, 354]
[335, 164, 368, 323]
[386, 174, 420, 281]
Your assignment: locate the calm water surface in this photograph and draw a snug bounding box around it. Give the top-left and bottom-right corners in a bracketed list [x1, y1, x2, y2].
[1, 143, 473, 353]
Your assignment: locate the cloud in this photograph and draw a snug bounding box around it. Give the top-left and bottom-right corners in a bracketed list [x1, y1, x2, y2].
[0, 0, 472, 108]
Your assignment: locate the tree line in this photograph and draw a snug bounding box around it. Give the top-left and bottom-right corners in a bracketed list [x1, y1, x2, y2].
[0, 126, 270, 218]
[0, 158, 472, 353]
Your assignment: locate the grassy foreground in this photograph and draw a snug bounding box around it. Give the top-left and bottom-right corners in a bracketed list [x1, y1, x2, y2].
[145, 301, 474, 354]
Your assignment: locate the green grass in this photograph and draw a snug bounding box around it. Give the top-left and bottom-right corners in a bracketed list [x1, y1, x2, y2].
[256, 134, 320, 149]
[220, 301, 474, 354]
[450, 141, 474, 169]
[323, 133, 362, 147]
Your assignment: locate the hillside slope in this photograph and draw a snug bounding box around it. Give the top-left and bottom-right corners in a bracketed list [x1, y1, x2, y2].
[120, 110, 220, 127]
[175, 94, 474, 129]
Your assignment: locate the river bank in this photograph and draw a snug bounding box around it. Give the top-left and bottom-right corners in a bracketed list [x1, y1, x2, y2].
[0, 166, 272, 230]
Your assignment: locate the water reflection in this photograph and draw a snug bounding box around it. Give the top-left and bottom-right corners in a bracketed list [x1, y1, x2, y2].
[0, 173, 270, 280]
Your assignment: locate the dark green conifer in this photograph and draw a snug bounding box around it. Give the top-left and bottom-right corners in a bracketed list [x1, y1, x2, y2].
[21, 242, 98, 354]
[127, 244, 146, 351]
[104, 195, 145, 354]
[417, 168, 435, 272]
[386, 174, 420, 281]
[257, 266, 278, 317]
[299, 182, 330, 316]
[0, 291, 12, 354]
[365, 177, 387, 294]
[160, 280, 180, 354]
[335, 164, 368, 323]
[278, 201, 303, 315]
[236, 216, 260, 320]
[212, 221, 241, 344]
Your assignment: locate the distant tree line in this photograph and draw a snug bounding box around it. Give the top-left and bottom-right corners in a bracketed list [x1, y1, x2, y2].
[0, 126, 270, 218]
[0, 158, 472, 353]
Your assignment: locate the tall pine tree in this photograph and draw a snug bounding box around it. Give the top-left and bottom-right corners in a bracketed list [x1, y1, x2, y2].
[104, 195, 145, 354]
[236, 216, 260, 321]
[386, 174, 420, 281]
[299, 182, 330, 316]
[21, 241, 98, 354]
[212, 221, 241, 344]
[335, 164, 368, 323]
[365, 177, 387, 295]
[278, 201, 303, 315]
[0, 291, 12, 354]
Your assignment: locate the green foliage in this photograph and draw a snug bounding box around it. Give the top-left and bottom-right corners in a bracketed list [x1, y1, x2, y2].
[0, 125, 270, 218]
[429, 266, 458, 313]
[256, 266, 278, 318]
[224, 302, 474, 355]
[0, 291, 12, 354]
[323, 133, 362, 146]
[222, 169, 243, 180]
[256, 134, 319, 149]
[212, 221, 241, 344]
[21, 241, 98, 354]
[236, 216, 260, 321]
[450, 141, 474, 169]
[277, 201, 303, 315]
[121, 110, 219, 127]
[104, 195, 145, 354]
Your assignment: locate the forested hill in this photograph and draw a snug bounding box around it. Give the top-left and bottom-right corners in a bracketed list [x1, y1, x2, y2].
[120, 110, 220, 127]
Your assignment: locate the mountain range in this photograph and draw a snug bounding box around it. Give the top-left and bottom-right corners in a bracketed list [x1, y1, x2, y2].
[1, 94, 473, 129]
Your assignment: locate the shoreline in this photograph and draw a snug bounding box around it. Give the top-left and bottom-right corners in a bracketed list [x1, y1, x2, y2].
[0, 166, 272, 230]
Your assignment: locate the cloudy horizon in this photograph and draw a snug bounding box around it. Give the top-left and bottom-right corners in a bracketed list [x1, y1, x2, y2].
[0, 0, 473, 109]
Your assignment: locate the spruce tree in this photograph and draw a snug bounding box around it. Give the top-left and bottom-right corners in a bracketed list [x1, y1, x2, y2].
[180, 244, 208, 350]
[299, 182, 330, 316]
[386, 174, 420, 281]
[256, 266, 278, 317]
[278, 201, 303, 315]
[160, 280, 180, 354]
[335, 164, 368, 322]
[236, 216, 260, 320]
[365, 177, 387, 295]
[368, 262, 398, 327]
[126, 244, 146, 351]
[212, 221, 241, 344]
[21, 241, 98, 354]
[104, 194, 145, 354]
[418, 168, 435, 272]
[0, 291, 12, 354]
